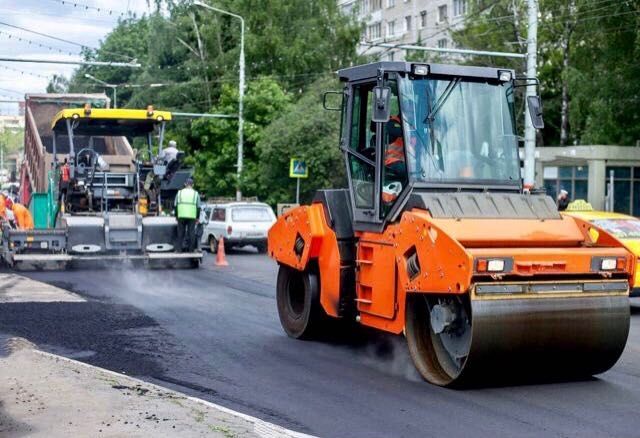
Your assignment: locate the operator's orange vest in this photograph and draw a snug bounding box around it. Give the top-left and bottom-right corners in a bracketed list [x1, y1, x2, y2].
[61, 164, 70, 182]
[385, 115, 405, 166]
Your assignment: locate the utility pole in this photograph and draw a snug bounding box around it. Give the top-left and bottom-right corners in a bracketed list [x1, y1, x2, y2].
[523, 0, 539, 188]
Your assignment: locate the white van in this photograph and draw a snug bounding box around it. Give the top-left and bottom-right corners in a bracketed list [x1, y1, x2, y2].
[201, 202, 276, 253]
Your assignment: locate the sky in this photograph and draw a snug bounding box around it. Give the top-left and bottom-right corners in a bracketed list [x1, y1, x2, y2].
[0, 0, 152, 115]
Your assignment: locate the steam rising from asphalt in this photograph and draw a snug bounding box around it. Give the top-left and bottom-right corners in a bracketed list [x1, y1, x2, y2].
[106, 262, 424, 382]
[359, 334, 422, 382]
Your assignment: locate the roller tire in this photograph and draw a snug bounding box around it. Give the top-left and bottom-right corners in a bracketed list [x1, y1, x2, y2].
[276, 264, 325, 339]
[256, 243, 268, 254]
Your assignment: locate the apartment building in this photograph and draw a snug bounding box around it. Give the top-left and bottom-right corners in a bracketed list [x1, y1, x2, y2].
[0, 115, 24, 133]
[338, 0, 468, 61]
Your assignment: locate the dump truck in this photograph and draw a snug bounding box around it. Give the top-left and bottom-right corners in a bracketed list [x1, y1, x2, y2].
[268, 62, 633, 387]
[5, 94, 202, 269]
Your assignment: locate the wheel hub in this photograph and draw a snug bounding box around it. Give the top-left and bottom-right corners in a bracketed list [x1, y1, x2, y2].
[430, 303, 457, 334]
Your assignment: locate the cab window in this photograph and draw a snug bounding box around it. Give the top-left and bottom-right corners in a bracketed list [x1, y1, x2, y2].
[349, 83, 376, 210]
[380, 79, 407, 217]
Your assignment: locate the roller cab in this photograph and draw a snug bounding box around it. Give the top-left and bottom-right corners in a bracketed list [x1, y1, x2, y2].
[269, 62, 633, 387]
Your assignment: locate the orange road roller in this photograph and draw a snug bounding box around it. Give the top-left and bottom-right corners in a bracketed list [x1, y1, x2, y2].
[268, 62, 633, 387]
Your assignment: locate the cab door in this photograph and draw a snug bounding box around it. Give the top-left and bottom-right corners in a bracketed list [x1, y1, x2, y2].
[345, 76, 404, 321]
[344, 81, 381, 224]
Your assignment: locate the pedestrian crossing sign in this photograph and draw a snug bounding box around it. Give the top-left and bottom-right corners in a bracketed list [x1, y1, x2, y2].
[289, 158, 308, 178]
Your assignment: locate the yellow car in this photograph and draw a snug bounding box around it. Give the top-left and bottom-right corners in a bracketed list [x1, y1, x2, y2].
[564, 203, 640, 297]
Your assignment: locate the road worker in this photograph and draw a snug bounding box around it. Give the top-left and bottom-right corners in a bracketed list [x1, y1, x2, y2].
[59, 158, 71, 204]
[0, 192, 6, 220]
[557, 189, 570, 211]
[381, 114, 409, 207]
[174, 178, 201, 252]
[12, 203, 34, 230]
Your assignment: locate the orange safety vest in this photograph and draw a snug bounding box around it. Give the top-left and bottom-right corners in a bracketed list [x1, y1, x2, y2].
[0, 194, 6, 219]
[61, 164, 70, 182]
[12, 203, 34, 230]
[385, 115, 405, 166]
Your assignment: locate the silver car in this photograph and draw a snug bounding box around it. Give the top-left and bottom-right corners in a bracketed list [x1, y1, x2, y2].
[200, 202, 276, 253]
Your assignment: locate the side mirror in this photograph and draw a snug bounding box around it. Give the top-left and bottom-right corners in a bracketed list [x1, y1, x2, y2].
[322, 91, 343, 111]
[371, 86, 391, 123]
[527, 95, 544, 129]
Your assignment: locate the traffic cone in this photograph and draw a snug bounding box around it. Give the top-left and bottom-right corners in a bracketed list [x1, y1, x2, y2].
[215, 237, 229, 266]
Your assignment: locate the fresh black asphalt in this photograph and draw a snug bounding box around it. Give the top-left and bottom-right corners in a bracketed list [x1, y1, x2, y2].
[2, 251, 640, 438]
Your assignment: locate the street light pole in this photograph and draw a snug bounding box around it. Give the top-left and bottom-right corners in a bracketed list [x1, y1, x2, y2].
[193, 0, 245, 201]
[84, 73, 118, 108]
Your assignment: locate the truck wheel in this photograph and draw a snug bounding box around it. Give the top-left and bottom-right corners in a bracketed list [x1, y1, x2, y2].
[256, 243, 267, 254]
[208, 236, 218, 254]
[277, 264, 325, 339]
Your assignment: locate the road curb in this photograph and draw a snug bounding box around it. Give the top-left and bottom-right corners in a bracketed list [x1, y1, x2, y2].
[28, 348, 315, 438]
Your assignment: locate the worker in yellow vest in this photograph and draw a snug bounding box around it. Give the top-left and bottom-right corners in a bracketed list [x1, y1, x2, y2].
[174, 178, 201, 252]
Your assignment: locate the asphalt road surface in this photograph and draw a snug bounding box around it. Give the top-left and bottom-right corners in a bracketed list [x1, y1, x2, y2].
[2, 250, 640, 438]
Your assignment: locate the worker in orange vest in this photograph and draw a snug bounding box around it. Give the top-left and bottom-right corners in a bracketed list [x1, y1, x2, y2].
[12, 203, 34, 230]
[59, 158, 71, 204]
[384, 115, 405, 172]
[382, 114, 408, 205]
[61, 159, 70, 183]
[0, 193, 6, 219]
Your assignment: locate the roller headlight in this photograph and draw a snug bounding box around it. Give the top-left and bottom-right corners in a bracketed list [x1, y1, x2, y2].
[591, 256, 626, 272]
[475, 257, 513, 273]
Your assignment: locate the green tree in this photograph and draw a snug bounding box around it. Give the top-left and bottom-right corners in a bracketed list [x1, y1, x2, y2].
[67, 16, 152, 105]
[257, 75, 345, 205]
[452, 0, 640, 146]
[189, 78, 291, 198]
[46, 75, 69, 94]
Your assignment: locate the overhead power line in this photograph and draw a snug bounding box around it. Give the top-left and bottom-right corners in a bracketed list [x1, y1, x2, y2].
[0, 20, 136, 61]
[0, 30, 79, 56]
[0, 64, 51, 80]
[0, 57, 141, 68]
[0, 87, 24, 96]
[47, 0, 129, 18]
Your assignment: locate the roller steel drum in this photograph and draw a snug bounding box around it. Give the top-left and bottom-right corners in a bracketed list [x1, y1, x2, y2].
[406, 280, 630, 387]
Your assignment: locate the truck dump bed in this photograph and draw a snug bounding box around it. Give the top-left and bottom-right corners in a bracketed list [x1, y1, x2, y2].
[21, 94, 134, 201]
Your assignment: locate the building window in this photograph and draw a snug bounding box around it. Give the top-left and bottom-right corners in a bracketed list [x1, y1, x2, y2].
[387, 0, 395, 7]
[420, 10, 427, 28]
[405, 15, 412, 32]
[341, 1, 355, 15]
[389, 51, 395, 61]
[438, 4, 448, 22]
[453, 0, 467, 17]
[368, 22, 382, 40]
[371, 0, 382, 11]
[437, 38, 448, 48]
[604, 166, 640, 215]
[543, 165, 589, 205]
[387, 20, 396, 37]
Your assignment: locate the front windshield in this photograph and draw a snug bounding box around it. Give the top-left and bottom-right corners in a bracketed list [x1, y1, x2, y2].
[398, 76, 520, 183]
